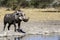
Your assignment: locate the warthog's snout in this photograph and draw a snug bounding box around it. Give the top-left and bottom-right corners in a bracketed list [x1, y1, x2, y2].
[19, 16, 29, 22]
[23, 17, 29, 22]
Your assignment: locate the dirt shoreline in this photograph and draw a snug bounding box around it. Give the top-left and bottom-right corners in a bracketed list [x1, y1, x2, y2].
[0, 20, 60, 36]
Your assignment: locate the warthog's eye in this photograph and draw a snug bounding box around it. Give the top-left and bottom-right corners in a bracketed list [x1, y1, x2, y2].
[16, 13, 19, 15]
[21, 14, 23, 16]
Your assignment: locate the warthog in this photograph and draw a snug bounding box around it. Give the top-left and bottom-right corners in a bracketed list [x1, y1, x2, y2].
[3, 10, 29, 32]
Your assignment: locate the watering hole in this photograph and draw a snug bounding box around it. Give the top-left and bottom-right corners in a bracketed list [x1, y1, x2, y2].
[0, 35, 60, 40]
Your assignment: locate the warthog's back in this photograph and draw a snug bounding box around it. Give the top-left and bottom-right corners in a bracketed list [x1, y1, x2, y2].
[4, 13, 15, 23]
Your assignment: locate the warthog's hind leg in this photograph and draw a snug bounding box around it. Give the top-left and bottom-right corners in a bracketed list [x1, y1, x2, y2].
[8, 24, 11, 30]
[3, 22, 7, 31]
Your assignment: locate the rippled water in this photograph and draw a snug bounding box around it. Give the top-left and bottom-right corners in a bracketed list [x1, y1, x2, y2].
[0, 35, 60, 40]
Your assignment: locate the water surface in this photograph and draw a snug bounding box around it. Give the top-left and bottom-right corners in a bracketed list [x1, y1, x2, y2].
[0, 35, 60, 40]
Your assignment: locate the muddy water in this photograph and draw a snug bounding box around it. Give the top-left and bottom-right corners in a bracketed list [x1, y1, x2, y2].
[0, 35, 60, 40]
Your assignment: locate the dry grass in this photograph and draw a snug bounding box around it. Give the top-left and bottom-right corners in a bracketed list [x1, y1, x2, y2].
[0, 7, 14, 21]
[21, 8, 60, 21]
[0, 8, 60, 22]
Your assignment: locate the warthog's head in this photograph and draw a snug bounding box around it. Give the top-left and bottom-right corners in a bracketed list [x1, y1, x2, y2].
[15, 10, 29, 22]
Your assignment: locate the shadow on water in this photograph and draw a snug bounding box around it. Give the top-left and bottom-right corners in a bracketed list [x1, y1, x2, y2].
[1, 35, 60, 40]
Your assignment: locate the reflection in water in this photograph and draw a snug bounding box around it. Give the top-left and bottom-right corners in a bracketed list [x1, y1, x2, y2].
[3, 36, 24, 40]
[1, 35, 60, 40]
[14, 36, 25, 40]
[15, 37, 20, 40]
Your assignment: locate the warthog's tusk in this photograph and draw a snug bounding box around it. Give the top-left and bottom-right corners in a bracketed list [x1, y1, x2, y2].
[19, 17, 23, 20]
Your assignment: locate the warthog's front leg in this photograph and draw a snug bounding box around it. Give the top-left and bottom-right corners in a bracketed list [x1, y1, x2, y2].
[13, 23, 16, 32]
[17, 22, 25, 33]
[18, 22, 21, 30]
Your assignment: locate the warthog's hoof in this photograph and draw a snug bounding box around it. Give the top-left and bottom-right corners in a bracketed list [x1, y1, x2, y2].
[17, 29, 26, 33]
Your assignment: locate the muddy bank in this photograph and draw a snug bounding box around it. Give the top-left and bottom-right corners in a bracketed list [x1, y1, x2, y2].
[0, 20, 60, 36]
